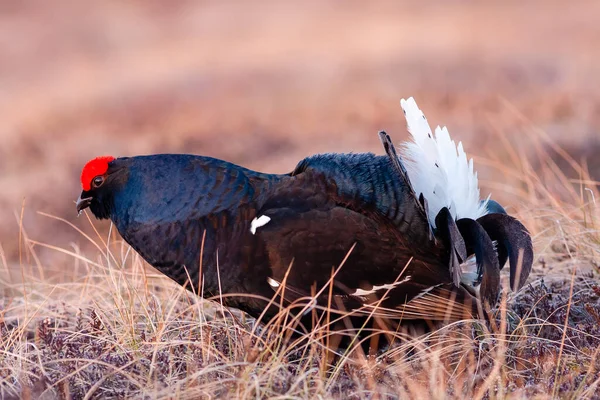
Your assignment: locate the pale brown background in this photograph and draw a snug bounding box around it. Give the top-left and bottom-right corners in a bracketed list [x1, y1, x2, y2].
[1, 0, 599, 272]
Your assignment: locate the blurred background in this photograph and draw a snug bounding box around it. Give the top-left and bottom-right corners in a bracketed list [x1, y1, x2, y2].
[1, 0, 599, 274]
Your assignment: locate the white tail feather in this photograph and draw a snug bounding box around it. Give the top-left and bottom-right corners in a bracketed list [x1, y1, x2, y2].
[399, 97, 488, 227]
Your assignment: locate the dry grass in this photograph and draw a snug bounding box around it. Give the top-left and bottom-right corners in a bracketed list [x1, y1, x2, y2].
[1, 129, 600, 400]
[3, 0, 600, 262]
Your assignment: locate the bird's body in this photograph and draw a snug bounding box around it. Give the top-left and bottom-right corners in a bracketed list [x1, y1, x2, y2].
[98, 153, 455, 320]
[76, 98, 533, 336]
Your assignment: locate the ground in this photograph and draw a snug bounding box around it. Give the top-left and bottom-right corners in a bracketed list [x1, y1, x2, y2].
[1, 1, 599, 399]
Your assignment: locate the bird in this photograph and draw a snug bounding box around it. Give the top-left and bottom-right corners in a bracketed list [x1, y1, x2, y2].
[75, 97, 533, 338]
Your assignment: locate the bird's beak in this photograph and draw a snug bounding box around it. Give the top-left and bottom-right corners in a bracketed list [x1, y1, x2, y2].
[76, 194, 93, 216]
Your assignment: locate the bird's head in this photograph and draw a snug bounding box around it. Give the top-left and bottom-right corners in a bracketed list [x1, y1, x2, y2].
[76, 156, 124, 219]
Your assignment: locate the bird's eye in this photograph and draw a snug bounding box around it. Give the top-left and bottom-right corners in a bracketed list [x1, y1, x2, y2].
[92, 176, 104, 188]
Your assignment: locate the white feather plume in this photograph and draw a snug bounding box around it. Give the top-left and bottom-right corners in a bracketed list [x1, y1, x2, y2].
[399, 97, 489, 227]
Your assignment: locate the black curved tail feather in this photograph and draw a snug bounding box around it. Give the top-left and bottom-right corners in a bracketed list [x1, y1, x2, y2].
[477, 213, 534, 291]
[435, 207, 467, 286]
[456, 218, 501, 307]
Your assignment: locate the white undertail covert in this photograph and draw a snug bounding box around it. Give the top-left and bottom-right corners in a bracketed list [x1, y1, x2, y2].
[399, 97, 489, 227]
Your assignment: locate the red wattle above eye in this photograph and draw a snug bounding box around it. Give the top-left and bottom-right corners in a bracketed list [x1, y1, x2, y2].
[81, 156, 115, 190]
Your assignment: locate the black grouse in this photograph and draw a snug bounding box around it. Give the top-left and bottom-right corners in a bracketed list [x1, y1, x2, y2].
[76, 97, 533, 334]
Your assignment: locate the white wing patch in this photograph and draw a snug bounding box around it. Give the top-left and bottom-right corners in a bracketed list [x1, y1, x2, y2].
[351, 276, 412, 297]
[267, 277, 280, 288]
[250, 215, 272, 235]
[399, 97, 489, 227]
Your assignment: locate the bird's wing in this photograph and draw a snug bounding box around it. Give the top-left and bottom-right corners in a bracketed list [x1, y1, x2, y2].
[288, 152, 434, 246]
[252, 178, 459, 320]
